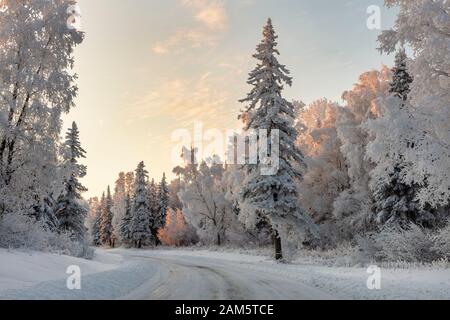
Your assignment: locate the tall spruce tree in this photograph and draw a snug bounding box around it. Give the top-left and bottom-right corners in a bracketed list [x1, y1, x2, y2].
[148, 179, 160, 244]
[56, 122, 88, 242]
[100, 186, 115, 247]
[119, 192, 132, 246]
[157, 173, 169, 235]
[238, 19, 313, 260]
[130, 162, 153, 248]
[390, 48, 413, 102]
[91, 194, 103, 246]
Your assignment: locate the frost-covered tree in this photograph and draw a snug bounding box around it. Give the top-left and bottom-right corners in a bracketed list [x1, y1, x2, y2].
[296, 99, 349, 225]
[119, 192, 132, 246]
[0, 0, 83, 230]
[158, 208, 198, 247]
[91, 194, 103, 247]
[125, 172, 135, 196]
[112, 172, 127, 241]
[55, 122, 88, 242]
[378, 0, 450, 211]
[389, 48, 413, 102]
[365, 49, 436, 228]
[130, 162, 153, 248]
[178, 148, 242, 246]
[238, 19, 315, 260]
[157, 173, 169, 230]
[147, 178, 160, 243]
[333, 67, 392, 236]
[100, 186, 115, 247]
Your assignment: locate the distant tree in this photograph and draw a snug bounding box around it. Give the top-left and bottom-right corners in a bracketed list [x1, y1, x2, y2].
[148, 179, 160, 243]
[296, 99, 349, 225]
[130, 162, 153, 248]
[119, 192, 133, 246]
[100, 186, 115, 247]
[178, 148, 244, 246]
[112, 172, 127, 242]
[91, 194, 103, 246]
[389, 48, 413, 102]
[125, 172, 135, 196]
[157, 173, 169, 236]
[333, 66, 392, 237]
[158, 208, 198, 246]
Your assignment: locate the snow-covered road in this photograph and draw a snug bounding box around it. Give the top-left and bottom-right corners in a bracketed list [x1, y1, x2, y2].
[2, 248, 450, 300]
[122, 252, 335, 300]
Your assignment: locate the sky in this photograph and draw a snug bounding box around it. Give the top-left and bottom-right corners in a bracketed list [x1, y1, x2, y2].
[65, 0, 398, 198]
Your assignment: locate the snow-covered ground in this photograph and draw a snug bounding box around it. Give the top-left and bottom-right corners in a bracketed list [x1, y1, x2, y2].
[1, 248, 449, 300]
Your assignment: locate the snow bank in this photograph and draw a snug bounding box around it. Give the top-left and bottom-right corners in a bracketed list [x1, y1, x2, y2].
[0, 249, 121, 293]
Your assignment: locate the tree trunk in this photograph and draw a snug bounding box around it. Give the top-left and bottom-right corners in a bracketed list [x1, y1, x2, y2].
[216, 233, 221, 246]
[272, 229, 283, 261]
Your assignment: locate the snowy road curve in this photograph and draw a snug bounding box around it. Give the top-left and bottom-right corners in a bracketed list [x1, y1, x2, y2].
[2, 249, 450, 300]
[122, 252, 335, 300]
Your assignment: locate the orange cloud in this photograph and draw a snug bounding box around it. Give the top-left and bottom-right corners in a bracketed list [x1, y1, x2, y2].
[195, 2, 228, 31]
[152, 29, 218, 55]
[153, 0, 228, 55]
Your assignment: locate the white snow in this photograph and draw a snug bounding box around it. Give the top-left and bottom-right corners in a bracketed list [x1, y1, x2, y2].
[1, 248, 450, 300]
[0, 249, 121, 292]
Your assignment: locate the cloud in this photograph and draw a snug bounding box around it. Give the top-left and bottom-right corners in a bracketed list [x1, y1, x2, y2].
[128, 73, 233, 128]
[194, 2, 228, 31]
[153, 0, 228, 55]
[152, 29, 218, 55]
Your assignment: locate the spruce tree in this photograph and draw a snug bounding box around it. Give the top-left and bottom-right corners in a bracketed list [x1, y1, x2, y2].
[157, 173, 169, 233]
[148, 179, 160, 244]
[91, 195, 103, 246]
[370, 48, 433, 228]
[100, 186, 115, 247]
[130, 162, 153, 248]
[119, 192, 133, 246]
[238, 19, 311, 260]
[56, 122, 88, 242]
[390, 48, 413, 102]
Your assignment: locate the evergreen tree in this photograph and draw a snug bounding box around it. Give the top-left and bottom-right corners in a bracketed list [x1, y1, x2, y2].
[100, 186, 115, 247]
[148, 179, 160, 244]
[119, 192, 132, 246]
[130, 162, 153, 248]
[367, 49, 434, 228]
[112, 172, 127, 243]
[378, 0, 450, 211]
[32, 195, 59, 231]
[56, 122, 88, 242]
[157, 173, 169, 234]
[238, 19, 314, 260]
[390, 48, 413, 102]
[91, 194, 103, 246]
